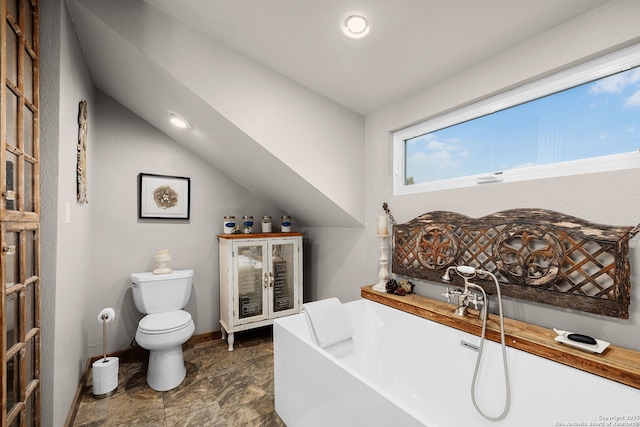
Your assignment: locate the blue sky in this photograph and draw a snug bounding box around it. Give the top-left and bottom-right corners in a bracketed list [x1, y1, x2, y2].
[405, 66, 640, 184]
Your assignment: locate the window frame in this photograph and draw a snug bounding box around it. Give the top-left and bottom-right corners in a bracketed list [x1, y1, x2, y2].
[393, 44, 640, 195]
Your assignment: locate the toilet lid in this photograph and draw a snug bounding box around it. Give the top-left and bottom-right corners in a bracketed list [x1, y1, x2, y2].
[139, 310, 192, 334]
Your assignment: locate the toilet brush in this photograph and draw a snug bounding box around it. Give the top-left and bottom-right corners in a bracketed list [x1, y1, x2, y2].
[92, 308, 119, 398]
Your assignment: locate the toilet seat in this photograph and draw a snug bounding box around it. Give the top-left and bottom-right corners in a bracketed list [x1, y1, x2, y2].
[138, 310, 192, 335]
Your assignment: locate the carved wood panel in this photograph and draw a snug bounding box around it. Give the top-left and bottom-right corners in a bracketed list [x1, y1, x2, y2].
[392, 209, 635, 318]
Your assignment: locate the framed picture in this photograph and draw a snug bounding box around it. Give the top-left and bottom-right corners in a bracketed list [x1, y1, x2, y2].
[138, 173, 190, 219]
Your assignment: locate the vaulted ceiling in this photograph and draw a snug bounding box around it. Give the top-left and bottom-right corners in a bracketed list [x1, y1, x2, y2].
[66, 0, 610, 227]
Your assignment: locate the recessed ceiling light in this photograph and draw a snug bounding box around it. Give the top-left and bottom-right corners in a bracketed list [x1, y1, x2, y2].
[168, 110, 192, 129]
[340, 12, 371, 40]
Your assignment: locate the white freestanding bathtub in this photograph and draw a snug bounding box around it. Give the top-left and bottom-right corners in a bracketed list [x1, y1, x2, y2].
[274, 298, 639, 427]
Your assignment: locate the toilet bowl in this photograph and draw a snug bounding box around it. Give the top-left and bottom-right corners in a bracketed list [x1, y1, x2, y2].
[135, 310, 195, 391]
[131, 269, 195, 391]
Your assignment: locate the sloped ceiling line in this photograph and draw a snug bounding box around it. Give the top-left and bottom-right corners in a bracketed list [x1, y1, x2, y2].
[67, 0, 366, 227]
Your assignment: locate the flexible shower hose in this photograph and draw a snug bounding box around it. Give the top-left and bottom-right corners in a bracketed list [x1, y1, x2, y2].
[468, 276, 511, 422]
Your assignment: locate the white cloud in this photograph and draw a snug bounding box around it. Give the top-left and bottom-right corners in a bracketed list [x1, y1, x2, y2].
[589, 69, 640, 94]
[409, 151, 428, 161]
[406, 134, 432, 147]
[406, 148, 462, 183]
[405, 138, 419, 147]
[409, 149, 454, 166]
[426, 140, 447, 150]
[406, 133, 469, 182]
[623, 90, 640, 107]
[431, 150, 453, 161]
[426, 136, 463, 152]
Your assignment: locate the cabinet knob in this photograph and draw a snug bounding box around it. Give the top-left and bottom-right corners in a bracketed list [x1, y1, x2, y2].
[269, 272, 274, 287]
[263, 272, 269, 288]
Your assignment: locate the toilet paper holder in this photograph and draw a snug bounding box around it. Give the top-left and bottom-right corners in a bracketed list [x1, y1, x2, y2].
[97, 308, 115, 362]
[93, 308, 118, 398]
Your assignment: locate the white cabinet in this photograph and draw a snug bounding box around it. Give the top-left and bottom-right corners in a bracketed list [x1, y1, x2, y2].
[218, 233, 303, 351]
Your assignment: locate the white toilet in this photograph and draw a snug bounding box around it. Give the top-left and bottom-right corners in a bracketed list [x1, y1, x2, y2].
[131, 269, 195, 391]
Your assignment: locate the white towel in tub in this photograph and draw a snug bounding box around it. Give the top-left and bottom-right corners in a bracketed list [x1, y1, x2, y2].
[301, 297, 354, 348]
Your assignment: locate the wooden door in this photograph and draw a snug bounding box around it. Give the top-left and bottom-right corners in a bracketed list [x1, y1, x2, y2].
[1, 0, 40, 425]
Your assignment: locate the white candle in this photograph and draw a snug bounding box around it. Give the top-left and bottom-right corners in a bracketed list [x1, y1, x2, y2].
[377, 215, 388, 235]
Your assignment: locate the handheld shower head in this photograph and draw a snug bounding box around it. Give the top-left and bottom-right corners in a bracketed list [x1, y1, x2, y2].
[456, 266, 477, 276]
[442, 265, 478, 282]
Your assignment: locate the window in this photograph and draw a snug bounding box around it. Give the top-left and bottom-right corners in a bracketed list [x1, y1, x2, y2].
[394, 44, 640, 194]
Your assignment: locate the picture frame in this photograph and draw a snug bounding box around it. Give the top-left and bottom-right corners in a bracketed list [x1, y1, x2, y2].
[138, 173, 190, 219]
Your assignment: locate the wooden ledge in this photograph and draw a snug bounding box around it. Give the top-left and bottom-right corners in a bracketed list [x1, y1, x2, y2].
[361, 285, 640, 389]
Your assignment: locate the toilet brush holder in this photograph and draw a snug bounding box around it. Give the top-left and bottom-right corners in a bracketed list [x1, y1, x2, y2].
[92, 308, 119, 398]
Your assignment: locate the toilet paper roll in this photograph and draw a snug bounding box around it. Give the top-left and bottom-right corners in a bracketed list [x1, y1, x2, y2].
[97, 307, 116, 323]
[92, 356, 119, 397]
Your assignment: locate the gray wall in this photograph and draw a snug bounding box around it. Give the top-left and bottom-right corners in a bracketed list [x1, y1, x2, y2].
[88, 92, 284, 356]
[307, 0, 640, 351]
[41, 3, 283, 424]
[39, 0, 640, 424]
[40, 1, 95, 425]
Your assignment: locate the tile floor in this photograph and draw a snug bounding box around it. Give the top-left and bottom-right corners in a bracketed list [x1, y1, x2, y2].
[73, 328, 285, 426]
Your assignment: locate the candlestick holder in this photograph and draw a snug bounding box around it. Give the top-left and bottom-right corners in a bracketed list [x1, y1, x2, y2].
[372, 234, 390, 292]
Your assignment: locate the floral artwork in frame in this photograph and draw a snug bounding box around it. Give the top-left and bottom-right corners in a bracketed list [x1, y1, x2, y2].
[138, 173, 190, 219]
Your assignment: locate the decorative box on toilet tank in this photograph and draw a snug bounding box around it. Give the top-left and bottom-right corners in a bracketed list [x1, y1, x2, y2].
[218, 232, 303, 351]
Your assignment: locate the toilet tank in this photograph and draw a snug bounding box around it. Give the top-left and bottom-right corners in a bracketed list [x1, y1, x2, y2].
[131, 269, 193, 314]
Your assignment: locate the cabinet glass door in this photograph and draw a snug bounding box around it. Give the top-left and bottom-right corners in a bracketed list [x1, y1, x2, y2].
[270, 239, 299, 318]
[233, 242, 268, 324]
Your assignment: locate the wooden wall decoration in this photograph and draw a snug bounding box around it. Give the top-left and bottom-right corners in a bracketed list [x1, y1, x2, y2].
[391, 209, 636, 318]
[77, 100, 88, 205]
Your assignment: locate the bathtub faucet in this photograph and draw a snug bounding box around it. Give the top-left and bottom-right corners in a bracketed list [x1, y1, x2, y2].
[441, 266, 486, 319]
[442, 286, 485, 318]
[442, 265, 511, 421]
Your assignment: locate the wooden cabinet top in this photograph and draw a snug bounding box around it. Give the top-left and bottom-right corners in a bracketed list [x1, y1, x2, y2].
[217, 232, 303, 240]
